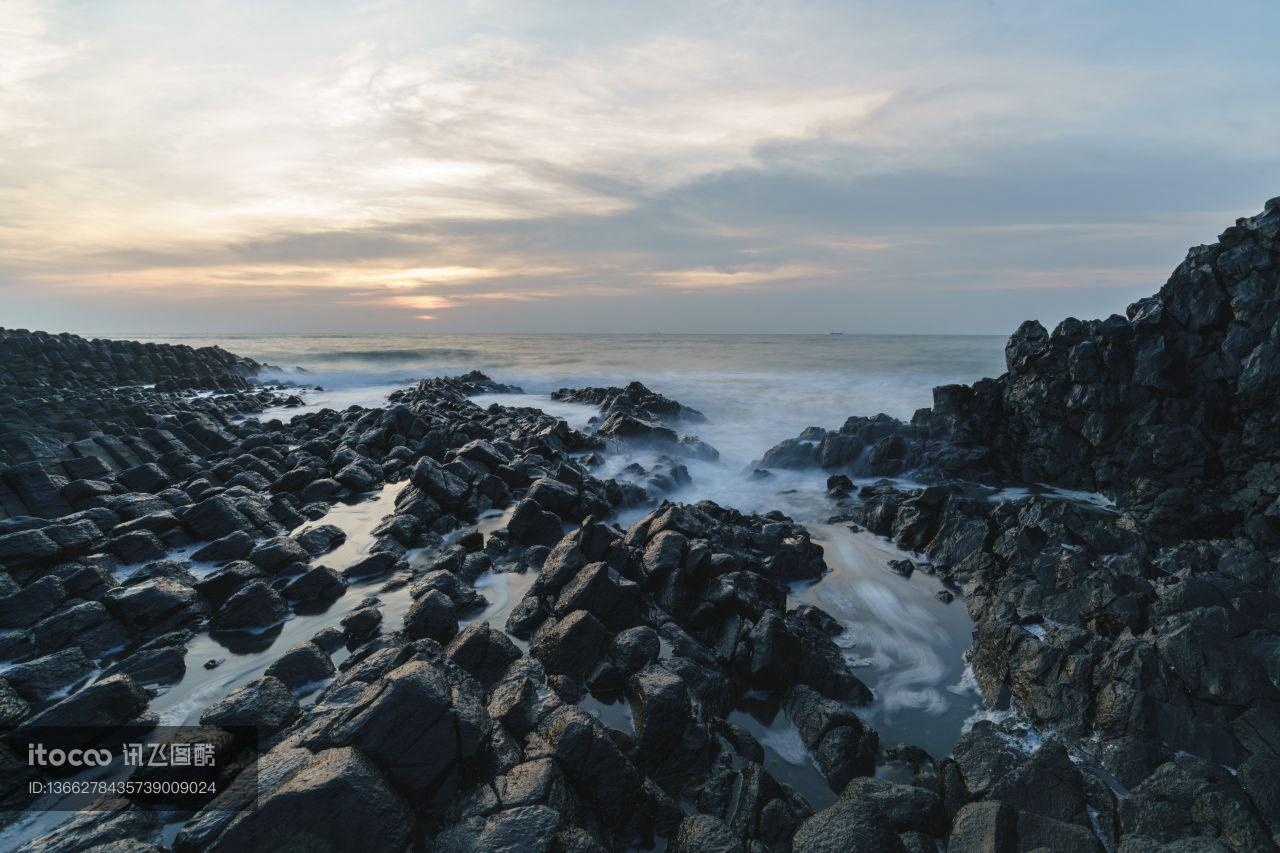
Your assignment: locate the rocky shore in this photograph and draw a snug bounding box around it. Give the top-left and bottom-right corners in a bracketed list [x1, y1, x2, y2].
[1, 199, 1279, 852]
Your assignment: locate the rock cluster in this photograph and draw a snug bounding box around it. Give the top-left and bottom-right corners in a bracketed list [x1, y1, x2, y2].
[0, 328, 262, 394]
[552, 380, 707, 424]
[754, 197, 1280, 850]
[765, 197, 1280, 541]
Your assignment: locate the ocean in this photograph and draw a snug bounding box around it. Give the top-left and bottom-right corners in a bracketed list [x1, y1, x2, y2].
[134, 332, 1008, 462]
[107, 333, 1009, 810]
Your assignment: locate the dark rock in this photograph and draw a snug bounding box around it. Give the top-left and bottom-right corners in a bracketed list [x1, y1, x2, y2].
[247, 536, 309, 573]
[342, 551, 401, 580]
[613, 626, 661, 675]
[792, 796, 903, 853]
[104, 577, 202, 635]
[191, 530, 253, 563]
[210, 580, 287, 632]
[0, 528, 61, 566]
[786, 684, 878, 791]
[193, 561, 266, 608]
[842, 777, 945, 837]
[434, 805, 561, 853]
[948, 800, 1019, 853]
[1117, 754, 1272, 851]
[446, 622, 522, 689]
[669, 813, 744, 853]
[32, 600, 131, 658]
[295, 524, 346, 557]
[110, 529, 168, 564]
[202, 747, 411, 853]
[3, 648, 95, 703]
[103, 632, 190, 687]
[325, 659, 483, 806]
[0, 575, 67, 629]
[403, 589, 460, 643]
[16, 674, 149, 741]
[182, 496, 252, 541]
[199, 676, 299, 732]
[553, 562, 645, 632]
[341, 606, 382, 640]
[0, 678, 30, 726]
[411, 456, 470, 508]
[508, 498, 564, 548]
[282, 565, 347, 603]
[264, 642, 336, 692]
[531, 610, 610, 680]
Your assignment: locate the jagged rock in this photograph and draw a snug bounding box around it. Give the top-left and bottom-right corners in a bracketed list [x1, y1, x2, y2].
[843, 778, 945, 837]
[199, 676, 299, 732]
[0, 678, 30, 726]
[210, 580, 287, 632]
[531, 610, 610, 680]
[785, 685, 878, 791]
[16, 674, 149, 744]
[32, 600, 130, 657]
[202, 747, 411, 853]
[1117, 754, 1273, 851]
[0, 528, 61, 566]
[295, 524, 346, 557]
[669, 813, 744, 853]
[193, 561, 266, 608]
[283, 565, 347, 603]
[403, 590, 460, 643]
[613, 626, 661, 675]
[3, 648, 95, 703]
[341, 605, 382, 640]
[553, 562, 645, 631]
[949, 800, 1019, 853]
[191, 530, 253, 563]
[628, 664, 714, 794]
[322, 659, 484, 806]
[104, 577, 202, 635]
[264, 642, 336, 692]
[792, 796, 903, 853]
[103, 632, 190, 686]
[0, 575, 67, 628]
[446, 622, 522, 689]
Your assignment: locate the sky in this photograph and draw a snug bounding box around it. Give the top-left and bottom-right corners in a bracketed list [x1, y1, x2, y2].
[1, 1, 1277, 335]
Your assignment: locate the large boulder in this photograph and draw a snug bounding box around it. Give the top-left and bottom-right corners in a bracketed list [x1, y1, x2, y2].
[15, 674, 150, 751]
[446, 622, 522, 689]
[204, 747, 411, 853]
[791, 796, 903, 853]
[264, 642, 336, 693]
[403, 590, 460, 644]
[323, 659, 484, 807]
[104, 577, 202, 635]
[411, 457, 470, 508]
[3, 648, 96, 703]
[785, 685, 878, 792]
[210, 580, 288, 632]
[0, 576, 67, 629]
[199, 676, 299, 733]
[948, 800, 1019, 853]
[530, 610, 610, 680]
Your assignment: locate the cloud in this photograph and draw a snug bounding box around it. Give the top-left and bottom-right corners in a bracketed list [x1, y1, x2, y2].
[0, 1, 1277, 333]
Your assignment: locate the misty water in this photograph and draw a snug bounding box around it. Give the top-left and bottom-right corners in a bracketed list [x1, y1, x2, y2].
[5, 334, 1010, 843]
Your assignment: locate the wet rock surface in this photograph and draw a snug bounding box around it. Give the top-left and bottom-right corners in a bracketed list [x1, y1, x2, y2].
[6, 200, 1280, 851]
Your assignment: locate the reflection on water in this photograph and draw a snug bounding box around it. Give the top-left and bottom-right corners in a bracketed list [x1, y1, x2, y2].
[800, 524, 980, 758]
[152, 482, 406, 726]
